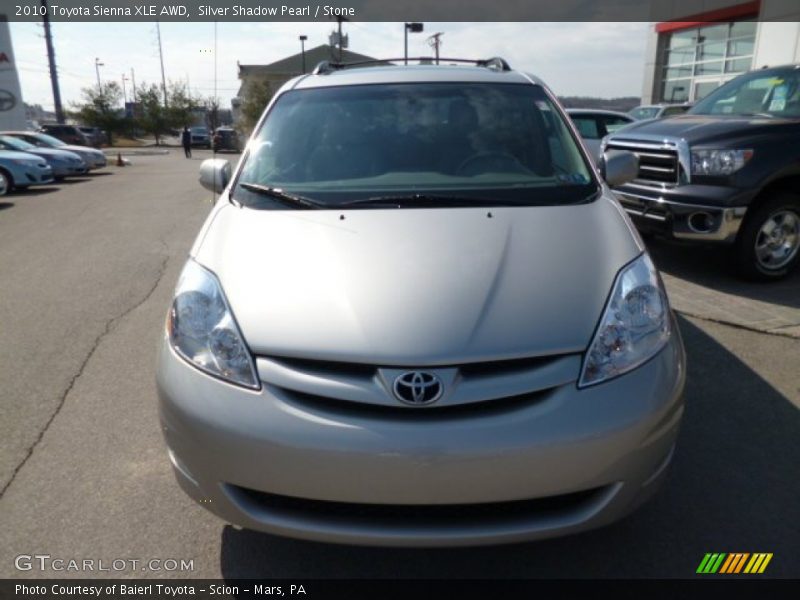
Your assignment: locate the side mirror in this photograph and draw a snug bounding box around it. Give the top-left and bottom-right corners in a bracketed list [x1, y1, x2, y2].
[199, 158, 231, 193]
[601, 149, 638, 187]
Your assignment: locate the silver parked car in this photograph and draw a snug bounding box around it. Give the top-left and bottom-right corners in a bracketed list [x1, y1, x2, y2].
[157, 58, 686, 547]
[3, 131, 107, 170]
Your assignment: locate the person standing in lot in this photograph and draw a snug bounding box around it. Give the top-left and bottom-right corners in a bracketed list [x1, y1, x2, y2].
[182, 126, 192, 158]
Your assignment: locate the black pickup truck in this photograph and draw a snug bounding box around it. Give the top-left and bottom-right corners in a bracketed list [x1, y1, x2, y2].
[604, 64, 800, 280]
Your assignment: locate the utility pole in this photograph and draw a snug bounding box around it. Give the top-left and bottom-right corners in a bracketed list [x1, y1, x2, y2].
[336, 15, 348, 61]
[427, 32, 443, 65]
[121, 74, 128, 105]
[299, 35, 307, 73]
[404, 23, 424, 65]
[94, 57, 103, 93]
[156, 22, 168, 107]
[130, 68, 136, 103]
[40, 0, 64, 123]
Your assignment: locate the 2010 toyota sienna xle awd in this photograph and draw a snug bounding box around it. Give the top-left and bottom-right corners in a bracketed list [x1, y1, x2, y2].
[156, 58, 686, 547]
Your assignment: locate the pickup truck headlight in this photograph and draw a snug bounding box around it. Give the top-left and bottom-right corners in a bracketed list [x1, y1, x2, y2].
[167, 260, 259, 389]
[579, 254, 671, 387]
[691, 149, 753, 176]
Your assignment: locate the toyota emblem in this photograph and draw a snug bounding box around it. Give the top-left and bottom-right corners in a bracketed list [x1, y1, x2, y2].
[393, 371, 443, 406]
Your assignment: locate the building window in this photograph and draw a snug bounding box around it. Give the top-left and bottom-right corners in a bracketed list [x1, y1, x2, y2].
[659, 20, 756, 103]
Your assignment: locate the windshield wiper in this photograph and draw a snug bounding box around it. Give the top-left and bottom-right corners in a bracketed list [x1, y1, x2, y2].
[335, 193, 529, 209]
[238, 182, 324, 210]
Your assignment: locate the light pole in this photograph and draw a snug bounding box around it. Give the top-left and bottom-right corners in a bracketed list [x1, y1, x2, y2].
[404, 22, 423, 65]
[299, 35, 307, 73]
[94, 57, 104, 93]
[121, 74, 129, 105]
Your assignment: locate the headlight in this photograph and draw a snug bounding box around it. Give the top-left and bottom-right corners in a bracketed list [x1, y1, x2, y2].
[10, 159, 38, 166]
[167, 260, 259, 389]
[691, 148, 753, 176]
[579, 254, 670, 387]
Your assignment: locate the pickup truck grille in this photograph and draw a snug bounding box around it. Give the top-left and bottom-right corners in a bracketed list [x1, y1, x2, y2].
[606, 140, 680, 186]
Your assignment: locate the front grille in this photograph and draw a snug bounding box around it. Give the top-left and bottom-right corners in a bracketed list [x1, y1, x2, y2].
[607, 141, 679, 186]
[227, 484, 609, 527]
[258, 353, 576, 415]
[275, 386, 554, 419]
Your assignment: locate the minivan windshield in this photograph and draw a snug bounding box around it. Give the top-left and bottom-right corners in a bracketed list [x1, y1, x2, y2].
[235, 82, 596, 209]
[690, 67, 800, 118]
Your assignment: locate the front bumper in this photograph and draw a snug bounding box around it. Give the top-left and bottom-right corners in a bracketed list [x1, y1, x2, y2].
[21, 166, 54, 185]
[157, 324, 685, 547]
[52, 163, 88, 177]
[90, 156, 107, 169]
[613, 183, 748, 243]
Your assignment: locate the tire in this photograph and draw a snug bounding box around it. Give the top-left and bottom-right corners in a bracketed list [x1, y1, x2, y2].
[734, 192, 800, 281]
[0, 169, 12, 196]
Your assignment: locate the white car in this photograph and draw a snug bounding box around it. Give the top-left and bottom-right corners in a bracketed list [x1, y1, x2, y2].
[566, 109, 635, 163]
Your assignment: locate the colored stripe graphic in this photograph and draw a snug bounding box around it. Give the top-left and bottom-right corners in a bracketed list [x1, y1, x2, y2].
[697, 553, 727, 573]
[699, 553, 773, 574]
[719, 554, 736, 573]
[759, 554, 773, 573]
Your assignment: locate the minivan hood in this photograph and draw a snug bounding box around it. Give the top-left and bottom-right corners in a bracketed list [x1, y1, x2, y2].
[612, 114, 796, 145]
[193, 196, 642, 365]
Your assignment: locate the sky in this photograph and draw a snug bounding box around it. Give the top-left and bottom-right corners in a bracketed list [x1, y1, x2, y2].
[9, 21, 650, 111]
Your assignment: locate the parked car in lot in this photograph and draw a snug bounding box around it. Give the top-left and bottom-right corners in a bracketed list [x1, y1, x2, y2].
[0, 150, 54, 195]
[78, 126, 106, 148]
[566, 109, 635, 162]
[0, 134, 87, 179]
[190, 126, 211, 148]
[157, 58, 686, 547]
[605, 64, 800, 280]
[212, 127, 241, 153]
[3, 131, 107, 170]
[628, 103, 692, 120]
[39, 123, 91, 146]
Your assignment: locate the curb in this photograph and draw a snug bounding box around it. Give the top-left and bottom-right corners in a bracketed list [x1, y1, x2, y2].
[103, 149, 171, 157]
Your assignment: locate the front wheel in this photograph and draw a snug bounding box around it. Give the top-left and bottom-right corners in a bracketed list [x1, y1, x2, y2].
[0, 169, 11, 196]
[734, 192, 800, 281]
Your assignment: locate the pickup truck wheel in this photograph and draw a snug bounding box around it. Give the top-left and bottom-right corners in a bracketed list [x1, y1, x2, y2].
[734, 193, 800, 280]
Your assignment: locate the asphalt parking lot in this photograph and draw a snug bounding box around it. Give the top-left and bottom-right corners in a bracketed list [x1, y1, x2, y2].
[0, 151, 798, 579]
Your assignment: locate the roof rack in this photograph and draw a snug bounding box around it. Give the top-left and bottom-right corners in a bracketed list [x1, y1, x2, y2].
[311, 56, 512, 75]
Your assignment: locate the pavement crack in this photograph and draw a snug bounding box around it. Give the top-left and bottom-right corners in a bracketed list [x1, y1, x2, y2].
[0, 251, 171, 500]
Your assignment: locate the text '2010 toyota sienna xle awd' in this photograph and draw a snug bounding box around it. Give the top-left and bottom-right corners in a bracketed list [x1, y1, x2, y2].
[156, 58, 686, 547]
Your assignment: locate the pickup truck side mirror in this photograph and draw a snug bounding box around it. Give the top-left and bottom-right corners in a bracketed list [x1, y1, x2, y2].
[601, 150, 638, 187]
[199, 158, 231, 193]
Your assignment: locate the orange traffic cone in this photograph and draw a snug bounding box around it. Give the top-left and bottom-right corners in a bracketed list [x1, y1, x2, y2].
[116, 152, 124, 167]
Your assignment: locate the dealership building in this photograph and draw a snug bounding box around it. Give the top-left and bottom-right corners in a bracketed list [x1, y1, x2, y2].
[641, 0, 800, 104]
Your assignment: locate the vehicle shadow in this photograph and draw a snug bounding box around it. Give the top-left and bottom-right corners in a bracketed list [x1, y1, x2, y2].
[218, 315, 799, 578]
[56, 177, 93, 185]
[646, 237, 800, 310]
[0, 202, 14, 211]
[87, 171, 114, 177]
[12, 187, 59, 197]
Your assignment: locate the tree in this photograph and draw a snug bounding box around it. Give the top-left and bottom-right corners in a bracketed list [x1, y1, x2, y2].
[134, 81, 201, 145]
[135, 84, 171, 145]
[205, 96, 221, 131]
[70, 82, 125, 145]
[239, 79, 274, 134]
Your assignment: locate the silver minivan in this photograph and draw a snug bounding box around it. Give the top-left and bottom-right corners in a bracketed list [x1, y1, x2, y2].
[157, 58, 685, 546]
